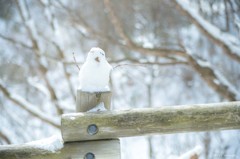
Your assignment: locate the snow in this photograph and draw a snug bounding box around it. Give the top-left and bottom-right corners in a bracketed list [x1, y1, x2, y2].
[192, 54, 240, 100]
[44, 8, 52, 22]
[27, 77, 50, 98]
[40, 0, 49, 5]
[25, 135, 63, 152]
[80, 85, 110, 93]
[178, 145, 203, 159]
[176, 0, 240, 56]
[143, 41, 154, 49]
[135, 34, 154, 49]
[18, 0, 29, 20]
[18, 0, 39, 47]
[234, 14, 240, 37]
[213, 79, 220, 85]
[167, 145, 203, 159]
[235, 14, 240, 30]
[214, 70, 240, 99]
[76, 24, 89, 36]
[144, 75, 152, 85]
[25, 19, 38, 42]
[70, 116, 76, 120]
[195, 59, 211, 68]
[87, 102, 107, 112]
[79, 48, 112, 92]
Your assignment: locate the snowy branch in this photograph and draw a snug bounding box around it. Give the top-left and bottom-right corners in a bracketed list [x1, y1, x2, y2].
[103, 0, 187, 60]
[0, 83, 60, 128]
[103, 0, 239, 101]
[51, 42, 75, 100]
[0, 33, 32, 50]
[30, 1, 76, 102]
[16, 0, 64, 115]
[55, 0, 186, 64]
[0, 131, 11, 144]
[174, 0, 240, 63]
[186, 52, 240, 101]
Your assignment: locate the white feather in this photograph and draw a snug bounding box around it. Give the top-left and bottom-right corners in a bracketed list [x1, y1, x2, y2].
[79, 47, 112, 92]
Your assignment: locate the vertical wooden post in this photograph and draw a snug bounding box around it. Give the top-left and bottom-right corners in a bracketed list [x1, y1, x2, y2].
[76, 90, 112, 112]
[65, 89, 121, 159]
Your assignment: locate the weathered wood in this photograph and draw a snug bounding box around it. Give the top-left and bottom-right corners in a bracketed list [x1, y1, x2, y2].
[0, 139, 120, 159]
[61, 101, 240, 142]
[76, 90, 112, 112]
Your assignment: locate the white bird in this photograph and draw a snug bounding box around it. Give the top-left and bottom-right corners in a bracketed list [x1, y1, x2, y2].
[79, 47, 112, 92]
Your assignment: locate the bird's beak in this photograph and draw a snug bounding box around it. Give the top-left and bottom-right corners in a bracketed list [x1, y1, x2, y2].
[95, 57, 100, 62]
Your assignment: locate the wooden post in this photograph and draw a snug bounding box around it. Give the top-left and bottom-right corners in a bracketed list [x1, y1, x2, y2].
[63, 89, 120, 159]
[76, 90, 112, 112]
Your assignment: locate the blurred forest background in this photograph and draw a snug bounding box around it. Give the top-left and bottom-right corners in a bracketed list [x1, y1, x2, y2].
[0, 0, 240, 158]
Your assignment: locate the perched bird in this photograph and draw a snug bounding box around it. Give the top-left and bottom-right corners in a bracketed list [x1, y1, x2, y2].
[79, 47, 112, 92]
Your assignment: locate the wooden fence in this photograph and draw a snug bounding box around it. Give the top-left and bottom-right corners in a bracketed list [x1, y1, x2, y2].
[0, 90, 239, 159]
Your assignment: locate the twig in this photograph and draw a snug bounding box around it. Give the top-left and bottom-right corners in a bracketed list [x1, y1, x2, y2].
[0, 33, 32, 49]
[112, 58, 188, 70]
[0, 131, 11, 144]
[113, 63, 147, 70]
[72, 52, 80, 71]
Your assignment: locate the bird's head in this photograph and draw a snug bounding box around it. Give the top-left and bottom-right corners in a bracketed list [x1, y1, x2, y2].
[86, 47, 106, 63]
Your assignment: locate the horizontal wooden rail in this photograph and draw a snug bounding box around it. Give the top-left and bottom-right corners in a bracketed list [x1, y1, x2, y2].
[61, 101, 240, 142]
[0, 138, 120, 159]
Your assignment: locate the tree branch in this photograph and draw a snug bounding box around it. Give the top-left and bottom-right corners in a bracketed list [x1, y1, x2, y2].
[173, 0, 240, 63]
[186, 52, 239, 101]
[0, 83, 60, 128]
[0, 33, 32, 50]
[72, 52, 80, 71]
[103, 0, 239, 101]
[38, 0, 76, 101]
[0, 131, 11, 144]
[16, 0, 64, 115]
[51, 41, 76, 101]
[104, 0, 188, 59]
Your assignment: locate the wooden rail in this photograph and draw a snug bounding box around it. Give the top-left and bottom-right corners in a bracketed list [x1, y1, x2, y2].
[61, 101, 240, 142]
[0, 138, 120, 159]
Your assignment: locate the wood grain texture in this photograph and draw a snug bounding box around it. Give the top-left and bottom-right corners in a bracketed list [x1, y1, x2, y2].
[62, 101, 240, 142]
[0, 139, 120, 159]
[76, 90, 112, 112]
